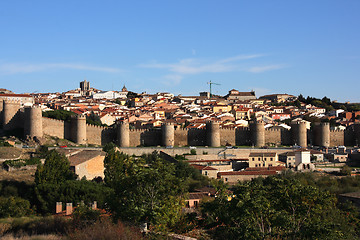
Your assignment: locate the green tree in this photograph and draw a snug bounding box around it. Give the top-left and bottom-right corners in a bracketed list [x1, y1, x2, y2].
[102, 142, 117, 153]
[0, 196, 32, 217]
[35, 150, 77, 185]
[86, 111, 104, 126]
[202, 176, 358, 239]
[35, 180, 112, 214]
[298, 94, 305, 102]
[340, 165, 352, 176]
[42, 109, 75, 121]
[105, 151, 184, 230]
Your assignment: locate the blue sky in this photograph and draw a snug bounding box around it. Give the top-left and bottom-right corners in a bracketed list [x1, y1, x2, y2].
[0, 1, 359, 102]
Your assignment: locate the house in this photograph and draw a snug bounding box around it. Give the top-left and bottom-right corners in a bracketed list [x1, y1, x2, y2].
[232, 108, 253, 120]
[0, 93, 34, 107]
[185, 192, 211, 208]
[217, 166, 285, 183]
[188, 159, 233, 172]
[225, 89, 256, 102]
[100, 113, 116, 125]
[294, 149, 315, 171]
[191, 164, 218, 178]
[248, 153, 278, 168]
[259, 94, 297, 103]
[281, 149, 324, 168]
[212, 104, 231, 113]
[326, 153, 348, 162]
[56, 149, 106, 180]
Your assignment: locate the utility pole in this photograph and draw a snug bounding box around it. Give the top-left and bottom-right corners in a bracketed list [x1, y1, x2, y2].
[207, 80, 221, 97]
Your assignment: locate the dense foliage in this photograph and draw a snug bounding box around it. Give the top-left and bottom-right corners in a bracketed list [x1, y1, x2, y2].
[35, 150, 76, 185]
[35, 180, 112, 214]
[0, 196, 32, 218]
[104, 150, 184, 229]
[34, 150, 112, 214]
[42, 109, 75, 121]
[2, 158, 41, 169]
[4, 144, 360, 239]
[86, 111, 106, 126]
[104, 149, 209, 230]
[298, 94, 360, 112]
[202, 173, 360, 239]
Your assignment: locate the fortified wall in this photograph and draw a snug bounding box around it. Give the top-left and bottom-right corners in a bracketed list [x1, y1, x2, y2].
[1, 100, 359, 148]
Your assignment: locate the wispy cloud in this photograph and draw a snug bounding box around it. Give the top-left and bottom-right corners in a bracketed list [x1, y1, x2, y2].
[139, 54, 282, 75]
[251, 87, 273, 96]
[0, 63, 122, 74]
[163, 75, 183, 86]
[246, 64, 286, 73]
[217, 54, 265, 63]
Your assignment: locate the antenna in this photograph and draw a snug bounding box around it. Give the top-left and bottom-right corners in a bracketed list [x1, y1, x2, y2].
[207, 80, 221, 97]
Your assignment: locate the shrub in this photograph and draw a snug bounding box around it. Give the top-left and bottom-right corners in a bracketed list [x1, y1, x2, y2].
[5, 216, 70, 237]
[0, 196, 32, 218]
[68, 218, 143, 240]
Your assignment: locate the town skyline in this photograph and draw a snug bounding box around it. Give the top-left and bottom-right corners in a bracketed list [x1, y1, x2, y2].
[0, 1, 359, 102]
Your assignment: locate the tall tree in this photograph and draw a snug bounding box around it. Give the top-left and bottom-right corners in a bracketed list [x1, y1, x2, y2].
[35, 150, 76, 185]
[104, 151, 184, 230]
[202, 176, 358, 239]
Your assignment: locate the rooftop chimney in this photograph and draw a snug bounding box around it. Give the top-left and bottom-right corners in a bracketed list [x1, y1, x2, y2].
[56, 202, 62, 214]
[66, 203, 73, 216]
[92, 201, 97, 210]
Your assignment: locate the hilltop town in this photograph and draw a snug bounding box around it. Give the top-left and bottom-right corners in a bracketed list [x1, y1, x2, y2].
[2, 80, 360, 131]
[1, 81, 360, 239]
[1, 80, 360, 181]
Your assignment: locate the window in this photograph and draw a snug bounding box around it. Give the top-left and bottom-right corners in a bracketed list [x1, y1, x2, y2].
[263, 163, 265, 167]
[258, 157, 261, 161]
[205, 171, 208, 176]
[264, 158, 267, 161]
[225, 178, 228, 182]
[270, 158, 273, 161]
[252, 158, 255, 161]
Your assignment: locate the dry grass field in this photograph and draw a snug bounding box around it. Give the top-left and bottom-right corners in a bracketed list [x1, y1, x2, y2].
[0, 168, 35, 183]
[0, 147, 23, 160]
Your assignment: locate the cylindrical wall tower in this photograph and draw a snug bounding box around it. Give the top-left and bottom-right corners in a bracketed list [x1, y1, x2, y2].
[162, 123, 174, 147]
[72, 114, 87, 144]
[319, 122, 330, 148]
[251, 120, 265, 147]
[206, 121, 220, 147]
[2, 100, 20, 131]
[292, 122, 307, 147]
[117, 122, 130, 147]
[354, 123, 360, 147]
[24, 106, 43, 138]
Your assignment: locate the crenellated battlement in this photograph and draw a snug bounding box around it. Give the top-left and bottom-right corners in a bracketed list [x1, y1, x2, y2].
[86, 123, 107, 129]
[330, 129, 345, 132]
[220, 127, 236, 130]
[129, 128, 147, 132]
[1, 105, 355, 147]
[265, 128, 281, 132]
[42, 116, 65, 123]
[3, 100, 21, 105]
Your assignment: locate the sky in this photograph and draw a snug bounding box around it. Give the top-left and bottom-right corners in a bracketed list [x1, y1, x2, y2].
[0, 0, 359, 102]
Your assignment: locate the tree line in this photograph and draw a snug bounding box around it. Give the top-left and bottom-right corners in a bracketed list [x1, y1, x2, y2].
[2, 145, 360, 238]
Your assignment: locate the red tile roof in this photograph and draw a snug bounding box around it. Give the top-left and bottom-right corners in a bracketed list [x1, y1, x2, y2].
[218, 170, 277, 176]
